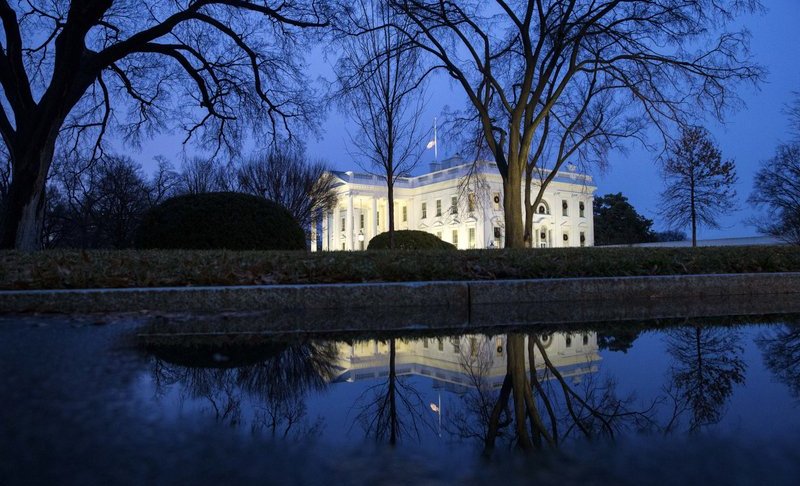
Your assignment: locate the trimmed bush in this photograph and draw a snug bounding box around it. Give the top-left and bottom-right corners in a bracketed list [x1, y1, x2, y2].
[368, 230, 456, 250]
[135, 192, 306, 250]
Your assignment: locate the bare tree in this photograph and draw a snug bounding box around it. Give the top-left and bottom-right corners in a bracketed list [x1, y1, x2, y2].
[237, 146, 338, 233]
[47, 153, 170, 248]
[658, 126, 738, 247]
[177, 157, 236, 195]
[389, 0, 762, 248]
[0, 0, 329, 250]
[336, 0, 428, 249]
[749, 142, 800, 244]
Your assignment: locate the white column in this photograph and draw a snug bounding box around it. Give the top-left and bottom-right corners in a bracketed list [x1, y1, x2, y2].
[331, 208, 339, 250]
[310, 217, 318, 252]
[346, 193, 354, 250]
[371, 197, 378, 239]
[321, 213, 329, 251]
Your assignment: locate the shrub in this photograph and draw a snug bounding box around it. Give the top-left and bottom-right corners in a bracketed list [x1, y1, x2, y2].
[367, 230, 456, 250]
[135, 192, 306, 250]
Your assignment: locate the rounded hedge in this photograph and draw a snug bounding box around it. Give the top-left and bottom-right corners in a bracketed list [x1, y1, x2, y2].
[367, 230, 457, 250]
[135, 192, 306, 250]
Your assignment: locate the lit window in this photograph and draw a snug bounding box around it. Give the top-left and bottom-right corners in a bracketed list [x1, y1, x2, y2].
[468, 228, 476, 248]
[421, 202, 427, 219]
[451, 196, 458, 215]
[436, 199, 442, 217]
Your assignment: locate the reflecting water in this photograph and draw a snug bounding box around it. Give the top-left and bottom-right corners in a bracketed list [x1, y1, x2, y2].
[5, 316, 800, 484]
[138, 322, 800, 456]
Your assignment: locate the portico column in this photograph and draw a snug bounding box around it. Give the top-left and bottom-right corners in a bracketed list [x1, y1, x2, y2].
[332, 207, 340, 250]
[370, 197, 377, 240]
[310, 217, 318, 251]
[321, 213, 328, 251]
[346, 192, 354, 251]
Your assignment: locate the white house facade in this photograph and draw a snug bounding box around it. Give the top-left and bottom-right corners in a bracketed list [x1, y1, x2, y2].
[314, 157, 596, 251]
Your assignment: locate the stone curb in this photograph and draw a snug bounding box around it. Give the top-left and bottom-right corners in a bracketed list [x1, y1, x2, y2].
[0, 273, 799, 315]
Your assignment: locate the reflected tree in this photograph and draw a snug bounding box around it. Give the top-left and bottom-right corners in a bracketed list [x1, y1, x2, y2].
[353, 338, 431, 445]
[756, 325, 800, 399]
[148, 339, 338, 440]
[451, 333, 654, 455]
[664, 326, 746, 431]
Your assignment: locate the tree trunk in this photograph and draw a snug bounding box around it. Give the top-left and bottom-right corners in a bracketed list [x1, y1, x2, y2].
[690, 179, 697, 247]
[523, 168, 533, 248]
[388, 338, 397, 445]
[1, 132, 59, 250]
[503, 162, 525, 249]
[387, 180, 395, 249]
[507, 333, 533, 450]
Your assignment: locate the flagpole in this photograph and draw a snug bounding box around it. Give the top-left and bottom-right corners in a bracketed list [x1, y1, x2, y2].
[433, 117, 438, 161]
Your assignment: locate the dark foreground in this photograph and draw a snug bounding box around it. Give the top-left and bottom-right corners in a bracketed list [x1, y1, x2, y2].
[2, 313, 800, 485]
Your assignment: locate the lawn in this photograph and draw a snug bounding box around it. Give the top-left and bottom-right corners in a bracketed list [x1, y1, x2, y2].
[1, 245, 798, 290]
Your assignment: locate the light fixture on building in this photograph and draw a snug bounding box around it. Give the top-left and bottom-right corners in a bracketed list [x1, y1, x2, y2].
[357, 230, 365, 242]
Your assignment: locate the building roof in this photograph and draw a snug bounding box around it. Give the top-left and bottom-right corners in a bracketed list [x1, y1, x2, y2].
[330, 157, 594, 190]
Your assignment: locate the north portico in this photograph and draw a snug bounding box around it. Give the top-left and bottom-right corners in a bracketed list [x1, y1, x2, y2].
[314, 157, 596, 251]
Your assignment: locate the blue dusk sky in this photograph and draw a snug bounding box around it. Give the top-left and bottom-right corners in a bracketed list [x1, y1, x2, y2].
[137, 1, 800, 239]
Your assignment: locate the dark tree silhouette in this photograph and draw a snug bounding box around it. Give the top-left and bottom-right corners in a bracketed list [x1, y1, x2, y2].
[237, 146, 338, 234]
[664, 326, 746, 431]
[389, 0, 762, 248]
[177, 157, 236, 195]
[749, 142, 800, 245]
[0, 0, 329, 249]
[593, 193, 655, 246]
[336, 0, 428, 249]
[659, 127, 738, 247]
[46, 153, 178, 248]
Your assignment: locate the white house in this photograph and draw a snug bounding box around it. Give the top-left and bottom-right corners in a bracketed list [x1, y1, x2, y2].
[314, 156, 596, 251]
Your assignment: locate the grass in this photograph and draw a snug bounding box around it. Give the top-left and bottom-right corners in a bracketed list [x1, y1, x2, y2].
[1, 245, 799, 290]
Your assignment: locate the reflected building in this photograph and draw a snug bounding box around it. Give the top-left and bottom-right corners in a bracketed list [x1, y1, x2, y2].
[334, 333, 600, 391]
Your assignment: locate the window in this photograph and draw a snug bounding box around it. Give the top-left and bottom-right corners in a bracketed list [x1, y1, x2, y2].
[359, 213, 364, 229]
[423, 338, 428, 348]
[470, 337, 478, 358]
[451, 338, 460, 354]
[341, 216, 346, 231]
[451, 196, 458, 215]
[376, 210, 380, 226]
[468, 227, 476, 248]
[579, 201, 585, 218]
[582, 334, 589, 346]
[436, 231, 443, 240]
[580, 232, 586, 247]
[437, 338, 444, 351]
[563, 233, 569, 244]
[421, 202, 427, 219]
[566, 335, 572, 348]
[562, 199, 568, 216]
[341, 241, 346, 251]
[452, 229, 459, 247]
[538, 202, 549, 214]
[468, 192, 476, 212]
[436, 199, 442, 217]
[402, 206, 407, 222]
[492, 193, 501, 210]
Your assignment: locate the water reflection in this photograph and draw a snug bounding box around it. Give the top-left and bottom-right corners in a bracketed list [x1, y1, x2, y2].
[137, 322, 800, 458]
[664, 326, 746, 432]
[757, 325, 800, 400]
[145, 337, 338, 439]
